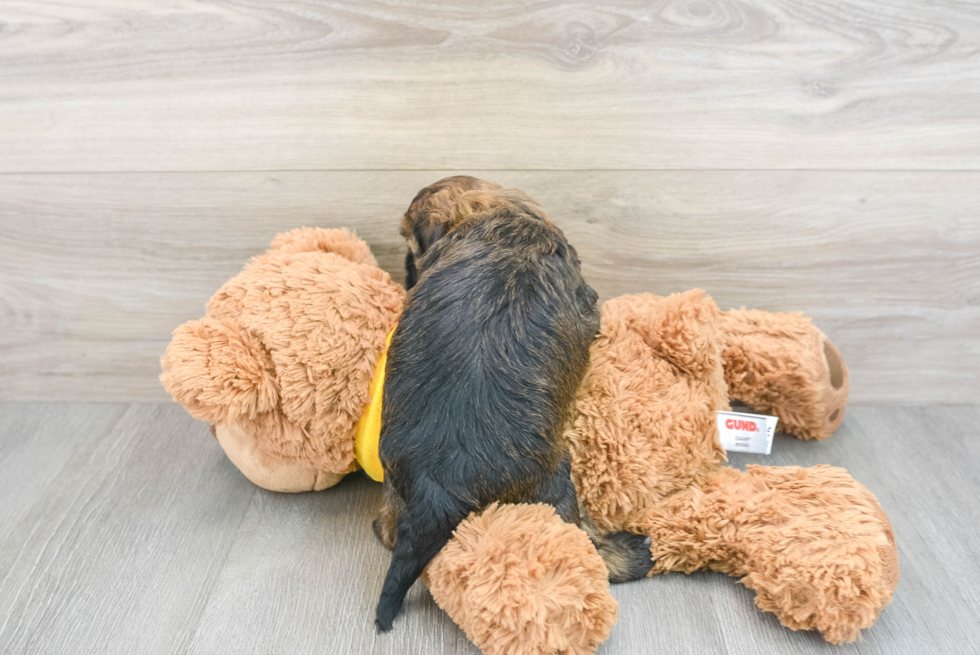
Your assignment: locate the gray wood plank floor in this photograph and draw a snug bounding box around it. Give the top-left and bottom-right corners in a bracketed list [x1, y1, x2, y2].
[1, 403, 977, 655]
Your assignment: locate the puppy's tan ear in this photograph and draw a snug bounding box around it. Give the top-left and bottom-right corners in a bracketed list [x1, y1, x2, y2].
[451, 190, 508, 224]
[452, 188, 553, 226]
[402, 176, 503, 254]
[409, 217, 448, 257]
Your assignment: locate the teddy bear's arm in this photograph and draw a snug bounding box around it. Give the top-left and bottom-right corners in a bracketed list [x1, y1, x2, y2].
[720, 309, 849, 440]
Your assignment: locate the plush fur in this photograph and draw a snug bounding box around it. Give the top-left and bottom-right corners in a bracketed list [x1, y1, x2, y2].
[567, 289, 898, 645]
[425, 503, 618, 655]
[721, 308, 850, 440]
[632, 465, 899, 644]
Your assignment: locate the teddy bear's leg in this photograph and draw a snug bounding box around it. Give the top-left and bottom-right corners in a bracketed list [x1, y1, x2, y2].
[214, 421, 345, 492]
[425, 503, 617, 655]
[720, 309, 849, 440]
[630, 465, 898, 644]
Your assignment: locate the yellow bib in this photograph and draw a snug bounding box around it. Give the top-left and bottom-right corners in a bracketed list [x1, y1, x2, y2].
[354, 326, 395, 482]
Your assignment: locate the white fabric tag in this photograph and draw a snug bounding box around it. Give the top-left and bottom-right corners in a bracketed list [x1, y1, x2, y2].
[717, 411, 779, 455]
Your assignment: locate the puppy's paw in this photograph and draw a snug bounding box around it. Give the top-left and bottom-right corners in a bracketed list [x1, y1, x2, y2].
[600, 530, 655, 583]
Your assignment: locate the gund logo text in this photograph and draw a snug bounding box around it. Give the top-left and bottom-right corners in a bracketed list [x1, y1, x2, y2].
[724, 418, 760, 432]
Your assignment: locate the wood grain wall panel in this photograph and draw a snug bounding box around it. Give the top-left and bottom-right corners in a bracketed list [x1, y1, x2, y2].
[0, 0, 978, 171]
[1, 171, 976, 402]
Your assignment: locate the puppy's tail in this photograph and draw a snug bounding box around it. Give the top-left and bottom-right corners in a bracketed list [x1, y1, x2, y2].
[375, 476, 462, 632]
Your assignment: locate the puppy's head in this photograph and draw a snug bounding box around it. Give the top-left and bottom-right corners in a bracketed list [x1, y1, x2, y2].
[400, 176, 552, 288]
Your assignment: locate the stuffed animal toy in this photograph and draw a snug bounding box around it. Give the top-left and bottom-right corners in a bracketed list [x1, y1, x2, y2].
[161, 227, 898, 655]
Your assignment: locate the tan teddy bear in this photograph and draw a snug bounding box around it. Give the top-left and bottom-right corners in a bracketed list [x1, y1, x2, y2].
[565, 289, 895, 646]
[161, 227, 404, 492]
[161, 227, 896, 655]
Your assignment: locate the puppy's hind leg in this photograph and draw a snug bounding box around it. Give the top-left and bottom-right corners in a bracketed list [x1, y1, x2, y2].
[375, 476, 463, 632]
[579, 505, 654, 583]
[373, 477, 405, 551]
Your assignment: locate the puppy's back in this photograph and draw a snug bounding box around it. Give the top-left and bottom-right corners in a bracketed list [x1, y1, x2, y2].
[374, 208, 598, 630]
[383, 209, 597, 493]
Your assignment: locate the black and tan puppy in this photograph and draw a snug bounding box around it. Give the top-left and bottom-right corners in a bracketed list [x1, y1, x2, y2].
[374, 178, 654, 632]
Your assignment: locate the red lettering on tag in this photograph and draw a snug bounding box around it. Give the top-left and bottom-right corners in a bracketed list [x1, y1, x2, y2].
[725, 418, 758, 432]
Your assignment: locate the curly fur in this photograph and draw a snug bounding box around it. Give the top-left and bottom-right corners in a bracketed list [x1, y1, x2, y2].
[376, 189, 650, 631]
[399, 176, 553, 288]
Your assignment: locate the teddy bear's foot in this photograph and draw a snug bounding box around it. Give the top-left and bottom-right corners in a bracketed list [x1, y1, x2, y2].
[631, 465, 898, 644]
[214, 421, 345, 492]
[426, 503, 617, 655]
[720, 308, 849, 440]
[737, 466, 899, 644]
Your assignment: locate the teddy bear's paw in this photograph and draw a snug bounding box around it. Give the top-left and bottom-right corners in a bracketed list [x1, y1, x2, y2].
[737, 465, 899, 644]
[426, 503, 617, 655]
[742, 561, 894, 645]
[721, 309, 850, 441]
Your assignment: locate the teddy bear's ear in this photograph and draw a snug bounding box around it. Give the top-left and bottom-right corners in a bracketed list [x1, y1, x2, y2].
[160, 316, 279, 424]
[268, 227, 377, 267]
